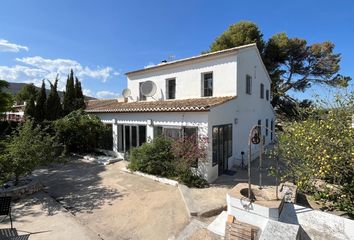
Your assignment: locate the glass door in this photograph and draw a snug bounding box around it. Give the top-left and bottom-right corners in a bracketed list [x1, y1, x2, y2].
[212, 124, 232, 176]
[123, 125, 147, 153]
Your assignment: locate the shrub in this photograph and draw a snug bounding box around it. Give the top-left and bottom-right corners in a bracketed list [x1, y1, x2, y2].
[0, 120, 58, 185]
[278, 92, 354, 216]
[129, 136, 175, 177]
[171, 134, 208, 170]
[53, 109, 108, 153]
[129, 135, 209, 188]
[178, 169, 209, 188]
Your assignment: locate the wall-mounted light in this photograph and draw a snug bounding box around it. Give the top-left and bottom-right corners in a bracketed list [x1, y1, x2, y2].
[147, 119, 153, 125]
[234, 118, 238, 124]
[112, 118, 117, 124]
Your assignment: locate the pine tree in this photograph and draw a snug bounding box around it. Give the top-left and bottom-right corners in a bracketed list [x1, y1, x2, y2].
[35, 80, 47, 122]
[24, 96, 36, 119]
[46, 77, 63, 121]
[63, 69, 76, 115]
[74, 77, 85, 109]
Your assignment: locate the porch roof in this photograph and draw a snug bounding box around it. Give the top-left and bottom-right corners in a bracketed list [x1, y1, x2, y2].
[85, 96, 235, 113]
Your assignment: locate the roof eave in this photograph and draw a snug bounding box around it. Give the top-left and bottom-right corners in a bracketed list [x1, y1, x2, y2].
[125, 43, 256, 76]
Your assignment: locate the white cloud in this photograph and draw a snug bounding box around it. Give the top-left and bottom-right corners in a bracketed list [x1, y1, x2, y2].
[83, 88, 94, 97]
[16, 56, 116, 83]
[0, 56, 119, 91]
[96, 91, 120, 99]
[0, 39, 29, 52]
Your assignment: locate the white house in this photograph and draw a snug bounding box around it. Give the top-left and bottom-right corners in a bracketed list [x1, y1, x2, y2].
[86, 43, 275, 182]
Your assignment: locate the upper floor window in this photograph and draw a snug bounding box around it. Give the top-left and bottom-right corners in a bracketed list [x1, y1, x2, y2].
[202, 72, 213, 97]
[265, 119, 269, 136]
[246, 75, 252, 95]
[266, 89, 269, 101]
[139, 82, 146, 101]
[257, 119, 262, 136]
[166, 78, 176, 100]
[260, 83, 264, 99]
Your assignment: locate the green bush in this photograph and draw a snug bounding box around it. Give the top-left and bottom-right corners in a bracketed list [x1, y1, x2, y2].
[129, 136, 175, 177]
[278, 92, 354, 216]
[53, 109, 108, 153]
[128, 136, 209, 188]
[178, 170, 209, 188]
[0, 120, 59, 185]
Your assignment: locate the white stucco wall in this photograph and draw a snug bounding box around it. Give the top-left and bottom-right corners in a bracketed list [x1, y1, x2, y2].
[89, 45, 275, 183]
[93, 111, 218, 182]
[126, 53, 237, 101]
[234, 48, 275, 162]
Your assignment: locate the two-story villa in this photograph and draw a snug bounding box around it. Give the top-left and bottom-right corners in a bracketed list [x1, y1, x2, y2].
[86, 43, 275, 182]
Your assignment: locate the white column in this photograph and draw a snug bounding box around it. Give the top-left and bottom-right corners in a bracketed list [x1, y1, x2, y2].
[112, 119, 118, 153]
[146, 120, 154, 142]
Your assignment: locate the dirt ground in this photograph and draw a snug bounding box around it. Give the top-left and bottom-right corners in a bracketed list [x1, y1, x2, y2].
[24, 159, 190, 240]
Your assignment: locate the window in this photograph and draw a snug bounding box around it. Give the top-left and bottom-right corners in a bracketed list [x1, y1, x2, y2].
[118, 125, 124, 152]
[257, 119, 262, 136]
[183, 127, 199, 167]
[138, 126, 147, 146]
[183, 127, 198, 139]
[260, 83, 264, 99]
[154, 126, 163, 137]
[139, 82, 146, 101]
[246, 75, 252, 95]
[164, 128, 181, 140]
[265, 119, 269, 136]
[202, 72, 213, 97]
[266, 89, 270, 101]
[166, 78, 176, 99]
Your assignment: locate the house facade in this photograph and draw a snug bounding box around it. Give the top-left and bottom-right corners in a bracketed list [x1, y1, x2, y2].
[86, 43, 275, 182]
[2, 103, 25, 122]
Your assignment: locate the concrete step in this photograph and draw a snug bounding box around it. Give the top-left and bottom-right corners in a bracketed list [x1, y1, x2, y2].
[175, 219, 207, 240]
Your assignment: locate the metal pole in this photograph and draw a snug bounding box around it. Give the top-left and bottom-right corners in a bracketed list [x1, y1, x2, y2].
[248, 139, 252, 200]
[276, 138, 280, 200]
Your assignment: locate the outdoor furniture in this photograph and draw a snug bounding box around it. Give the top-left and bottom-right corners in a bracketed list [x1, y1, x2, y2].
[0, 228, 30, 240]
[225, 215, 259, 240]
[0, 197, 13, 229]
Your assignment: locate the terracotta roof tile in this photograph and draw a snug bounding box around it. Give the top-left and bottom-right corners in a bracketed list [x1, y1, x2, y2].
[85, 96, 235, 113]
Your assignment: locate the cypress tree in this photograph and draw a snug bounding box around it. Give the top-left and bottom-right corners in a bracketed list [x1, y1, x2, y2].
[24, 96, 36, 119]
[63, 69, 76, 115]
[74, 77, 85, 109]
[46, 78, 63, 121]
[35, 80, 47, 122]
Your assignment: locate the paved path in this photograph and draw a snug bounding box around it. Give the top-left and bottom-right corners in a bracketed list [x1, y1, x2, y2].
[0, 192, 99, 240]
[3, 159, 189, 240]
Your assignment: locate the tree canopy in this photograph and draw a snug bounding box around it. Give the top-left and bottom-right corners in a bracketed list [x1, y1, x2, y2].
[0, 80, 13, 113]
[63, 69, 76, 115]
[209, 21, 351, 118]
[63, 69, 85, 115]
[74, 76, 85, 109]
[35, 80, 47, 122]
[24, 96, 36, 119]
[15, 83, 37, 103]
[210, 21, 265, 53]
[46, 77, 63, 121]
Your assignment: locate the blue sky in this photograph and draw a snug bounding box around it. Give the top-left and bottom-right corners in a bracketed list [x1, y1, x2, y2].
[0, 0, 353, 99]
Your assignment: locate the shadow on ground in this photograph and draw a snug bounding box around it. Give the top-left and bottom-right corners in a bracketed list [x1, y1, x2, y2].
[32, 158, 124, 215]
[212, 154, 281, 188]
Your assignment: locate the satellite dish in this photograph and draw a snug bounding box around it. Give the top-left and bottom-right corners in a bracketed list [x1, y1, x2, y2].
[140, 81, 157, 97]
[122, 88, 131, 98]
